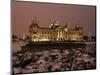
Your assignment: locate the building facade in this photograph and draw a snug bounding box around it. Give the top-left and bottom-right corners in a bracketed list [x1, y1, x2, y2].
[29, 19, 83, 42]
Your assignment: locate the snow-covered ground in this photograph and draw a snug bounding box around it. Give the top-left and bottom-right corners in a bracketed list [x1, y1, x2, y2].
[12, 42, 96, 74]
[12, 41, 28, 53]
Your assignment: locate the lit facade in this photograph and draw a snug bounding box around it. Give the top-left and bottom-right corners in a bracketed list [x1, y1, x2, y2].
[29, 19, 83, 42]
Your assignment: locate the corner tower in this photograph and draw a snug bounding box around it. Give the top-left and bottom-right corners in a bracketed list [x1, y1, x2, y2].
[29, 17, 39, 41]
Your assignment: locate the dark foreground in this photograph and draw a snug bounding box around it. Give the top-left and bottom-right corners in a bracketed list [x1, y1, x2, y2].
[12, 42, 96, 74]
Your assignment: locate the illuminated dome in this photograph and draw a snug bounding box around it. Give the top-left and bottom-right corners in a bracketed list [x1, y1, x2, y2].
[64, 28, 68, 32]
[49, 21, 60, 29]
[63, 23, 69, 32]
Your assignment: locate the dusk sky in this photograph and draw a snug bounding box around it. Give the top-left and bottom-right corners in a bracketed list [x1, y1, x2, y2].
[12, 1, 96, 38]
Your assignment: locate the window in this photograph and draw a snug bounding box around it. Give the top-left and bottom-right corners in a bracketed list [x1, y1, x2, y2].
[33, 32, 37, 34]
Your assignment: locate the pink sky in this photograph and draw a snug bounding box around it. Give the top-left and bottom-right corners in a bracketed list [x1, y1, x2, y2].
[12, 1, 96, 38]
